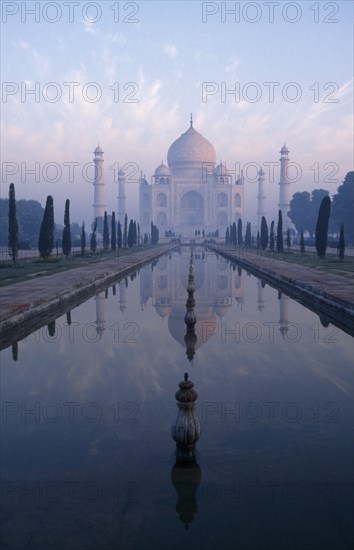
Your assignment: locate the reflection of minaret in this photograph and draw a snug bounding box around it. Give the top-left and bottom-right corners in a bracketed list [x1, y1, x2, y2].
[257, 280, 265, 312]
[119, 280, 127, 313]
[93, 144, 105, 219]
[257, 167, 266, 232]
[117, 168, 126, 225]
[278, 292, 289, 337]
[278, 144, 291, 231]
[95, 291, 106, 336]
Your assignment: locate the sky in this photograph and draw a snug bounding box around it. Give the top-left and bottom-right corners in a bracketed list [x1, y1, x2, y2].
[1, 0, 353, 227]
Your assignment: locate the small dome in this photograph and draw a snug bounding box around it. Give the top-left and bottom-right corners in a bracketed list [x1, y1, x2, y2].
[118, 168, 125, 176]
[167, 124, 216, 168]
[94, 144, 103, 154]
[213, 162, 227, 177]
[155, 162, 171, 177]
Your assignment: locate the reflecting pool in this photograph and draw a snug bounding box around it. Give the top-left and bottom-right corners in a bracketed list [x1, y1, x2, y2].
[1, 248, 353, 549]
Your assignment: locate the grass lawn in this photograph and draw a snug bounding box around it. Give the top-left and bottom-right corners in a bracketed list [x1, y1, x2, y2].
[0, 246, 162, 287]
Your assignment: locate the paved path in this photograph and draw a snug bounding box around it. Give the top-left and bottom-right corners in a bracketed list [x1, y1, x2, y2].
[0, 245, 176, 339]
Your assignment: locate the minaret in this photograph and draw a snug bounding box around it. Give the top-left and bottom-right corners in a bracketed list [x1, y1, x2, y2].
[117, 168, 126, 225]
[278, 144, 291, 231]
[257, 167, 266, 232]
[93, 144, 105, 219]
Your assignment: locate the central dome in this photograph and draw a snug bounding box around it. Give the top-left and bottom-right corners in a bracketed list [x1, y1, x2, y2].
[167, 122, 216, 168]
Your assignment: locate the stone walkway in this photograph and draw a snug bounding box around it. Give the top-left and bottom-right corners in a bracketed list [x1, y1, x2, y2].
[0, 245, 176, 333]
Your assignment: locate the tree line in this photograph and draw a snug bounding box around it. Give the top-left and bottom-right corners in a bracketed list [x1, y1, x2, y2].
[288, 171, 353, 243]
[6, 185, 159, 264]
[225, 198, 345, 261]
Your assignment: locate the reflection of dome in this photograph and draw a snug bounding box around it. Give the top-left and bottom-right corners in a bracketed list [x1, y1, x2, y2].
[156, 305, 171, 318]
[168, 304, 217, 350]
[213, 306, 228, 318]
[167, 124, 216, 168]
[154, 162, 171, 177]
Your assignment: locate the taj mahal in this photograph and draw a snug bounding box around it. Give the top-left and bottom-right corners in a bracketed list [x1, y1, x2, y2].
[92, 116, 293, 238]
[139, 115, 244, 238]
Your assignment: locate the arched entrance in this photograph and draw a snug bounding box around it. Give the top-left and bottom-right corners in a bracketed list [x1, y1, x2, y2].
[180, 191, 204, 227]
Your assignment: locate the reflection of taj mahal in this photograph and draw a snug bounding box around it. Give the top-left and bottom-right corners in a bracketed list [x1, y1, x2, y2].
[139, 117, 244, 238]
[140, 249, 244, 350]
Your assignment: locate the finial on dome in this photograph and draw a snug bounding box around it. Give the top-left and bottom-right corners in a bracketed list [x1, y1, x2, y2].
[190, 113, 193, 128]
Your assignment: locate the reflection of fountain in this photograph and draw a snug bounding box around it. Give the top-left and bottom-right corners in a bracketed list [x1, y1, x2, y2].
[171, 461, 201, 529]
[184, 248, 197, 362]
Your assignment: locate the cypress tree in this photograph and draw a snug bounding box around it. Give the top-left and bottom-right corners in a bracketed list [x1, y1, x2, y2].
[337, 223, 345, 261]
[269, 221, 275, 251]
[245, 222, 251, 247]
[225, 226, 230, 244]
[90, 218, 97, 252]
[38, 195, 54, 259]
[300, 228, 305, 254]
[62, 199, 72, 259]
[276, 210, 283, 253]
[81, 222, 86, 255]
[286, 228, 291, 251]
[8, 183, 19, 266]
[256, 230, 260, 249]
[137, 223, 140, 246]
[315, 195, 331, 258]
[260, 216, 268, 250]
[117, 220, 122, 248]
[111, 212, 117, 251]
[133, 221, 137, 246]
[237, 218, 243, 245]
[128, 219, 134, 247]
[103, 211, 109, 251]
[123, 214, 128, 247]
[232, 222, 237, 245]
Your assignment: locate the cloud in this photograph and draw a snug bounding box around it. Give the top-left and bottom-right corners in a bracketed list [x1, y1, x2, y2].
[164, 44, 178, 59]
[83, 21, 97, 35]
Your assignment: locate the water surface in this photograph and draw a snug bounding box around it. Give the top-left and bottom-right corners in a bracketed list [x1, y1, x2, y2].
[1, 248, 353, 549]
